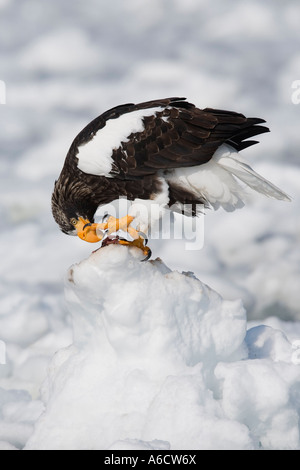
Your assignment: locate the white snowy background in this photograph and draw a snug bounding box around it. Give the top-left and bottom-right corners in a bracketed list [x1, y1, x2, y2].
[0, 0, 300, 450]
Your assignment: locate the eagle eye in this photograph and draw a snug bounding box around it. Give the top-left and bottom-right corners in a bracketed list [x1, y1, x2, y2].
[70, 218, 78, 226]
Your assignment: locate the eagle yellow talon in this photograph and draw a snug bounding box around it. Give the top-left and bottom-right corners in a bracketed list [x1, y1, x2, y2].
[119, 237, 151, 260]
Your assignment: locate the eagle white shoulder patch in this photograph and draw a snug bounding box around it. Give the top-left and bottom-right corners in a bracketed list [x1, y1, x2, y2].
[76, 107, 163, 177]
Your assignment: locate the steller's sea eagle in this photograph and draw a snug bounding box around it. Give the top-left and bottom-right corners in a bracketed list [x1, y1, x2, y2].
[51, 97, 290, 258]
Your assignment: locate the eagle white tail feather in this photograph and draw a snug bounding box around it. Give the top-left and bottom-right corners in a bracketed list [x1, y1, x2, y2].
[217, 154, 291, 202]
[166, 144, 291, 213]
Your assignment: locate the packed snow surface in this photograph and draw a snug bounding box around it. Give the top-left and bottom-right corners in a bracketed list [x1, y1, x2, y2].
[0, 0, 300, 451]
[24, 246, 300, 450]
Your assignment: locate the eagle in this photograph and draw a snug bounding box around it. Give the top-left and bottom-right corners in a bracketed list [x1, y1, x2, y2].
[52, 97, 290, 258]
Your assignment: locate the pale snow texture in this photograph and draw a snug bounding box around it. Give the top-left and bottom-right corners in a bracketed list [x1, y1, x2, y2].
[24, 246, 300, 450]
[0, 0, 300, 451]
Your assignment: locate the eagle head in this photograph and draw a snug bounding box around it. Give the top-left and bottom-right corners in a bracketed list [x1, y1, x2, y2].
[51, 177, 97, 236]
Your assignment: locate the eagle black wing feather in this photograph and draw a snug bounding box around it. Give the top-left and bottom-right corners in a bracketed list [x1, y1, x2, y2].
[65, 97, 269, 180]
[107, 98, 269, 179]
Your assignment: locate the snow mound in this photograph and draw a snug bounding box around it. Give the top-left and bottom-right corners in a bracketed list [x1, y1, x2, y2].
[24, 246, 300, 450]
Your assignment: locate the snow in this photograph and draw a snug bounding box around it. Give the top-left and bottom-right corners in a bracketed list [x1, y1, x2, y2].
[0, 0, 300, 451]
[22, 246, 299, 450]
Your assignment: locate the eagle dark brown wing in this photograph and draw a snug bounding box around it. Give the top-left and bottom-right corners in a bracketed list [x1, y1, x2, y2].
[66, 97, 269, 180]
[106, 97, 269, 179]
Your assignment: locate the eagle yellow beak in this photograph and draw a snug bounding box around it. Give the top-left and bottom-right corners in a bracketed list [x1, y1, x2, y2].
[75, 217, 104, 243]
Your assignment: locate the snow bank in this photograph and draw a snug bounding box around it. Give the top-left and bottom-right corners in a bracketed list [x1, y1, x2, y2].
[24, 246, 300, 450]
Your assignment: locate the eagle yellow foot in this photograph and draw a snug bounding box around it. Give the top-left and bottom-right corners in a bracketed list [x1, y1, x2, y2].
[118, 236, 152, 261]
[75, 215, 151, 260]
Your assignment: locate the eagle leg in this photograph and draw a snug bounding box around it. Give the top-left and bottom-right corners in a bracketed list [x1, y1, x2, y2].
[104, 215, 136, 237]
